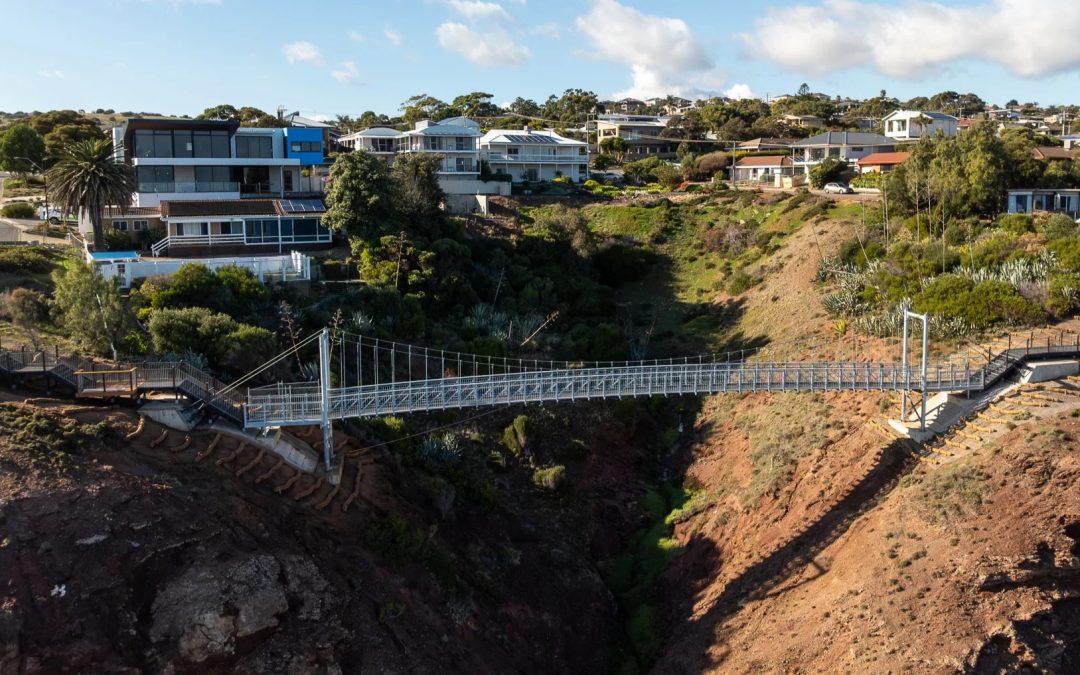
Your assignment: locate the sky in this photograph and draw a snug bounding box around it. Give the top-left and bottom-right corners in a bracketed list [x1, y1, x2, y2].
[5, 0, 1080, 119]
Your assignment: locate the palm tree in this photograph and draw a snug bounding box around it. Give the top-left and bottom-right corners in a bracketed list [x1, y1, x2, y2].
[47, 138, 134, 251]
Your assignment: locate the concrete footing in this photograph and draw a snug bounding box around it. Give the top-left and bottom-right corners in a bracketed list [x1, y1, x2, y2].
[139, 400, 197, 432]
[1019, 360, 1080, 384]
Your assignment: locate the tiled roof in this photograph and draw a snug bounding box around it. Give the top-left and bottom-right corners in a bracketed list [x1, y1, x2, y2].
[856, 151, 911, 166]
[734, 155, 793, 167]
[1033, 146, 1073, 160]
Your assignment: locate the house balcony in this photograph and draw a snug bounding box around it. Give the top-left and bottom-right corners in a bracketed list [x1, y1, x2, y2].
[151, 226, 332, 257]
[485, 153, 588, 163]
[137, 181, 240, 194]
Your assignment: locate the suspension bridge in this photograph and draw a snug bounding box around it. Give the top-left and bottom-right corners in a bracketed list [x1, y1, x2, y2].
[3, 314, 1080, 472]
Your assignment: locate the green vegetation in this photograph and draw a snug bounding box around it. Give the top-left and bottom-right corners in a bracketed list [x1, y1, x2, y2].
[819, 208, 1080, 338]
[0, 404, 108, 475]
[903, 462, 990, 524]
[604, 484, 692, 673]
[531, 464, 567, 491]
[46, 137, 134, 250]
[1, 203, 34, 218]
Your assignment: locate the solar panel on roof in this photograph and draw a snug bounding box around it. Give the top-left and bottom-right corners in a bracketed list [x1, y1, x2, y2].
[503, 134, 558, 144]
[279, 199, 325, 213]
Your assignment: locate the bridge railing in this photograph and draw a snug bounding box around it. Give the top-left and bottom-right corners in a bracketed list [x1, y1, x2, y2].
[243, 360, 984, 427]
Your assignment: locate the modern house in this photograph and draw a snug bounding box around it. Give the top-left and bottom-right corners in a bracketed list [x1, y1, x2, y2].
[882, 110, 959, 141]
[479, 127, 589, 182]
[94, 118, 332, 259]
[1007, 189, 1080, 218]
[790, 131, 894, 174]
[732, 155, 793, 181]
[594, 114, 677, 159]
[856, 151, 910, 173]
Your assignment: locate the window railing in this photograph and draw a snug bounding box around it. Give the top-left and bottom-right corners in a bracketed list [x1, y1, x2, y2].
[485, 153, 589, 163]
[137, 181, 240, 194]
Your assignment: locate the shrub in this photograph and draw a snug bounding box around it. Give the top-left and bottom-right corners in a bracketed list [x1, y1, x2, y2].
[914, 275, 1043, 328]
[0, 247, 57, 275]
[5, 288, 49, 332]
[501, 415, 528, 458]
[683, 151, 728, 181]
[809, 157, 845, 188]
[727, 269, 757, 295]
[532, 465, 567, 491]
[1039, 213, 1078, 241]
[654, 165, 683, 190]
[997, 213, 1033, 236]
[1, 203, 35, 219]
[593, 244, 653, 287]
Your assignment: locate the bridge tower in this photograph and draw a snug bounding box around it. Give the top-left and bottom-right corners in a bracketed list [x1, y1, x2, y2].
[900, 310, 929, 431]
[318, 328, 334, 470]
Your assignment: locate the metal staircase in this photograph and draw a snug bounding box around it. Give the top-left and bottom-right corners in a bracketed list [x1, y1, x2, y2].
[0, 345, 244, 425]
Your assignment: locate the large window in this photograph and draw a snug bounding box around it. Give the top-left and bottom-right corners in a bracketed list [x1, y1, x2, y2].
[289, 141, 321, 153]
[135, 129, 230, 158]
[137, 165, 174, 191]
[372, 138, 396, 152]
[194, 166, 233, 191]
[236, 135, 274, 158]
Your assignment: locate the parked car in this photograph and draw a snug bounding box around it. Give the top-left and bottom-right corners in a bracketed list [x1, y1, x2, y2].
[823, 182, 854, 194]
[36, 206, 63, 224]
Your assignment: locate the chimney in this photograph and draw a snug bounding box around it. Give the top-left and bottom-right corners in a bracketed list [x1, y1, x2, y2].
[524, 125, 532, 134]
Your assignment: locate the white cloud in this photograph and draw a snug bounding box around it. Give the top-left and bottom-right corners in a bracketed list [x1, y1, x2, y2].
[530, 21, 560, 38]
[447, 0, 509, 20]
[742, 0, 1080, 79]
[575, 0, 724, 99]
[282, 41, 323, 65]
[37, 70, 64, 79]
[331, 61, 362, 85]
[384, 25, 402, 47]
[348, 30, 364, 42]
[724, 83, 758, 100]
[436, 22, 530, 66]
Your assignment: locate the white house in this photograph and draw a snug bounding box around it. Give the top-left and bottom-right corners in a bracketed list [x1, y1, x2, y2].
[882, 110, 959, 141]
[790, 132, 895, 174]
[338, 126, 401, 156]
[400, 118, 481, 176]
[479, 127, 589, 182]
[732, 155, 793, 181]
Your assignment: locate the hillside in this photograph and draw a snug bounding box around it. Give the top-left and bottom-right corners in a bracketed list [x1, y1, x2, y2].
[2, 189, 1080, 674]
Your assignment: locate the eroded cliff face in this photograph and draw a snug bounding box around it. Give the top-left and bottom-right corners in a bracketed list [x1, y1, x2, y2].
[0, 397, 680, 674]
[649, 388, 1080, 675]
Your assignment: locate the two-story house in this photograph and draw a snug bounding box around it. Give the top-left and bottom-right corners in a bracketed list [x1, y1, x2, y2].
[594, 114, 677, 159]
[790, 131, 895, 174]
[98, 118, 331, 260]
[479, 127, 589, 182]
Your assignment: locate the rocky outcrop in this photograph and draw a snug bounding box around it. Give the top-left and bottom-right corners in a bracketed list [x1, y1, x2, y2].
[150, 554, 289, 664]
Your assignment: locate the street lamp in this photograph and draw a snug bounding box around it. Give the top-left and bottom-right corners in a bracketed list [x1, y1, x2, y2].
[14, 157, 50, 224]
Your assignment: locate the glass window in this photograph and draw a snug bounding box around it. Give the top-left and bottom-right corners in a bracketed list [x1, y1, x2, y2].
[173, 131, 193, 158]
[290, 142, 301, 153]
[193, 131, 212, 157]
[211, 131, 230, 158]
[133, 220, 147, 231]
[153, 131, 172, 158]
[134, 130, 155, 158]
[113, 220, 128, 231]
[236, 136, 273, 158]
